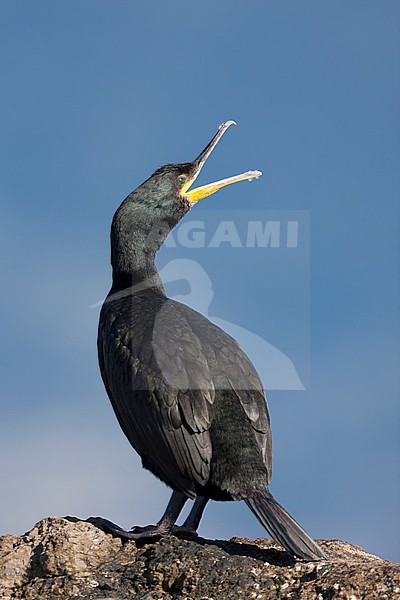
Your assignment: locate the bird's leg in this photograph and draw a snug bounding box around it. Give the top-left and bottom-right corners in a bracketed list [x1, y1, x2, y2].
[181, 496, 209, 531]
[87, 491, 188, 541]
[170, 496, 209, 536]
[130, 490, 188, 536]
[131, 494, 210, 538]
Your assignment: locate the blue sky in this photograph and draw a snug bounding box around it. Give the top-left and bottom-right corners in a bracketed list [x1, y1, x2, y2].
[0, 1, 399, 561]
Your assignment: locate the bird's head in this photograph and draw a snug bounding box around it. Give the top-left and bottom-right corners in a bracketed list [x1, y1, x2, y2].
[111, 121, 262, 285]
[136, 120, 261, 216]
[177, 120, 262, 205]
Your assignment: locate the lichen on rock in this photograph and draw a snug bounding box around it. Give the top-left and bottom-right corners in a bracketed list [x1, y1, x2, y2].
[0, 517, 398, 599]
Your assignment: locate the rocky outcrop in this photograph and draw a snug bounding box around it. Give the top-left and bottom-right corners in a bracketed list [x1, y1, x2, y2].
[0, 516, 398, 599]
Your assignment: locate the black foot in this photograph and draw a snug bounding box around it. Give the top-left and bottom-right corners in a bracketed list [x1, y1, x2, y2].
[86, 516, 200, 541]
[171, 524, 199, 538]
[129, 523, 198, 538]
[86, 517, 168, 541]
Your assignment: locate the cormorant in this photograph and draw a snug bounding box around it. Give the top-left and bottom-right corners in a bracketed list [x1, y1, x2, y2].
[96, 121, 326, 560]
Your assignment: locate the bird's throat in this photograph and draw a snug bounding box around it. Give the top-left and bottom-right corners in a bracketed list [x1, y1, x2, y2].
[110, 210, 171, 294]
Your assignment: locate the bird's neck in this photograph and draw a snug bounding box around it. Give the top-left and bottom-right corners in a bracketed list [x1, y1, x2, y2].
[110, 234, 166, 294]
[111, 265, 165, 296]
[109, 194, 188, 295]
[110, 206, 170, 295]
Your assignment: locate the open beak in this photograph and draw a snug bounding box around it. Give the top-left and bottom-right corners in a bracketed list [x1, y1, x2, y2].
[182, 120, 262, 203]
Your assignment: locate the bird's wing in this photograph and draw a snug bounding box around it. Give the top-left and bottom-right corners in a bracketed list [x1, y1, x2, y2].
[224, 350, 273, 480]
[180, 305, 272, 481]
[98, 294, 215, 497]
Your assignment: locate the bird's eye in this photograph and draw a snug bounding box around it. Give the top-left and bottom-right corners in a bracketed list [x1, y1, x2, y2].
[178, 177, 185, 185]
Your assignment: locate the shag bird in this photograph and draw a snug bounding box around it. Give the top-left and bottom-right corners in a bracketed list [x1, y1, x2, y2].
[96, 121, 326, 560]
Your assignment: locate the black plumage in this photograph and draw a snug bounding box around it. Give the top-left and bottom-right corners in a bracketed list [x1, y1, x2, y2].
[96, 121, 326, 560]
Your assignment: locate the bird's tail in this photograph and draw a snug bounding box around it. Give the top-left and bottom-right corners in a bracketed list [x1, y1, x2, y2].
[245, 489, 327, 561]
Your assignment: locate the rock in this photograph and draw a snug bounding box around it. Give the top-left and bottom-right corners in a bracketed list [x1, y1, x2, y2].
[0, 517, 398, 599]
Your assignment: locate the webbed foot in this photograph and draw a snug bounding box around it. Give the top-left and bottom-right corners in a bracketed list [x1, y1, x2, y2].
[86, 516, 169, 540]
